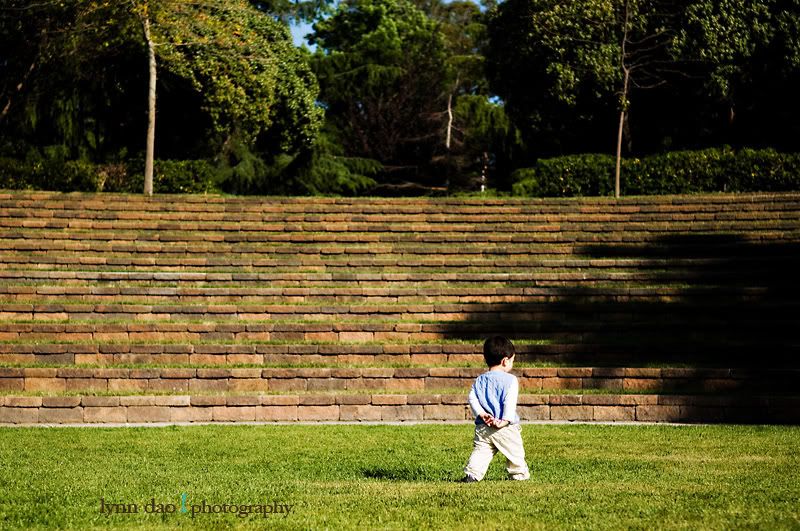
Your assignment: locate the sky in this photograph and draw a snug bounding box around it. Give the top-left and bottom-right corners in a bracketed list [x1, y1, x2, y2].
[290, 20, 315, 48]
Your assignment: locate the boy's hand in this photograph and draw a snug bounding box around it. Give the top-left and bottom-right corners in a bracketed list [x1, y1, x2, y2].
[480, 414, 510, 428]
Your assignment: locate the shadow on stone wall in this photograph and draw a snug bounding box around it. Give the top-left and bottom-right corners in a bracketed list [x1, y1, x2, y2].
[441, 234, 800, 371]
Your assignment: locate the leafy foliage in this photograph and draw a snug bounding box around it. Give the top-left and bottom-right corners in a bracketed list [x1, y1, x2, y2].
[1, 0, 799, 195]
[310, 0, 450, 186]
[0, 0, 322, 193]
[511, 148, 800, 197]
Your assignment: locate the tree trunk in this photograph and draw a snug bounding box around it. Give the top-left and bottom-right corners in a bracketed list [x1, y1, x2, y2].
[615, 0, 631, 200]
[0, 60, 36, 123]
[445, 92, 453, 151]
[142, 12, 156, 196]
[615, 67, 629, 199]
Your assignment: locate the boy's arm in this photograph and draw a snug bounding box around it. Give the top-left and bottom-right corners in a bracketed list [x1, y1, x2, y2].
[498, 377, 519, 425]
[468, 386, 488, 418]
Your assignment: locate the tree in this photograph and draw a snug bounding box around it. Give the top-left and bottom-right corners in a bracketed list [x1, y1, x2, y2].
[310, 0, 450, 189]
[674, 0, 800, 151]
[486, 0, 691, 196]
[0, 1, 143, 159]
[415, 0, 501, 189]
[128, 0, 322, 194]
[0, 0, 322, 194]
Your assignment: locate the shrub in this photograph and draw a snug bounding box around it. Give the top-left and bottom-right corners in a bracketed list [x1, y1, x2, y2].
[108, 159, 219, 194]
[0, 152, 103, 192]
[0, 154, 219, 194]
[511, 148, 800, 197]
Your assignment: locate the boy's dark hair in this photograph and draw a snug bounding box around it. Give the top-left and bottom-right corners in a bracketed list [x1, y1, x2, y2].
[483, 336, 515, 367]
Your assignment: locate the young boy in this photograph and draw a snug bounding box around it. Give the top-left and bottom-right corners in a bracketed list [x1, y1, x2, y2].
[462, 336, 530, 482]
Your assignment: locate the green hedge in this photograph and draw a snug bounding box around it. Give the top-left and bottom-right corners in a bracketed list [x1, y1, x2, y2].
[105, 159, 219, 194]
[0, 157, 102, 192]
[0, 156, 219, 194]
[511, 148, 800, 197]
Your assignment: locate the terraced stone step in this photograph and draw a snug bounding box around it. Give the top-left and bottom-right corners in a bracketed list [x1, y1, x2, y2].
[4, 207, 799, 225]
[1, 393, 797, 424]
[5, 252, 799, 271]
[1, 191, 798, 213]
[0, 191, 797, 425]
[1, 336, 796, 367]
[0, 341, 545, 365]
[0, 269, 787, 285]
[3, 215, 799, 234]
[0, 285, 779, 305]
[2, 366, 795, 394]
[0, 297, 794, 319]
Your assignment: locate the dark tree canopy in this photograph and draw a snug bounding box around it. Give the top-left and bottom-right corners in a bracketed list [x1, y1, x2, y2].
[1, 0, 799, 194]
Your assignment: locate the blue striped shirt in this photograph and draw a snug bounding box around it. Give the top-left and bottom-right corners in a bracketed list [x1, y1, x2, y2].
[468, 370, 520, 425]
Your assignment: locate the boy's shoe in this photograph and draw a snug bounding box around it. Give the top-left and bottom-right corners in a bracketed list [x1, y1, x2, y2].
[509, 473, 530, 481]
[459, 475, 479, 483]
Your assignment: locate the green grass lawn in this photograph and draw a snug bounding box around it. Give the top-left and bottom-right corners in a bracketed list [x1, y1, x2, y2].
[0, 425, 798, 530]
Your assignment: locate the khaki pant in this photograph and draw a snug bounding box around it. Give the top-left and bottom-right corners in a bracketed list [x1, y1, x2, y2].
[464, 423, 530, 481]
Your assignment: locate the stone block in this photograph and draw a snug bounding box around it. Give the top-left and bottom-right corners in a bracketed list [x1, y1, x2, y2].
[635, 405, 682, 422]
[127, 406, 171, 423]
[228, 378, 270, 392]
[550, 405, 593, 421]
[592, 406, 635, 422]
[67, 378, 108, 392]
[549, 395, 582, 405]
[308, 379, 347, 392]
[5, 396, 42, 407]
[39, 407, 83, 423]
[371, 395, 407, 406]
[423, 405, 466, 420]
[120, 396, 156, 406]
[84, 406, 127, 423]
[518, 394, 549, 405]
[260, 395, 299, 406]
[297, 405, 339, 421]
[299, 395, 336, 406]
[189, 379, 229, 392]
[338, 331, 373, 342]
[0, 378, 23, 391]
[170, 407, 213, 423]
[190, 396, 225, 406]
[148, 379, 188, 393]
[212, 406, 256, 422]
[25, 378, 65, 392]
[108, 379, 148, 392]
[406, 394, 440, 405]
[340, 405, 382, 421]
[623, 378, 662, 392]
[381, 405, 424, 421]
[226, 396, 260, 406]
[336, 395, 371, 405]
[557, 368, 592, 378]
[625, 368, 661, 378]
[256, 405, 298, 421]
[518, 405, 550, 421]
[41, 396, 81, 408]
[267, 379, 307, 392]
[0, 407, 39, 423]
[542, 378, 581, 390]
[440, 394, 467, 405]
[155, 396, 191, 407]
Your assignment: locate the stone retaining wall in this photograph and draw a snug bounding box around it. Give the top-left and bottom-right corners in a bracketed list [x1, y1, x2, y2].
[1, 393, 797, 424]
[1, 367, 794, 394]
